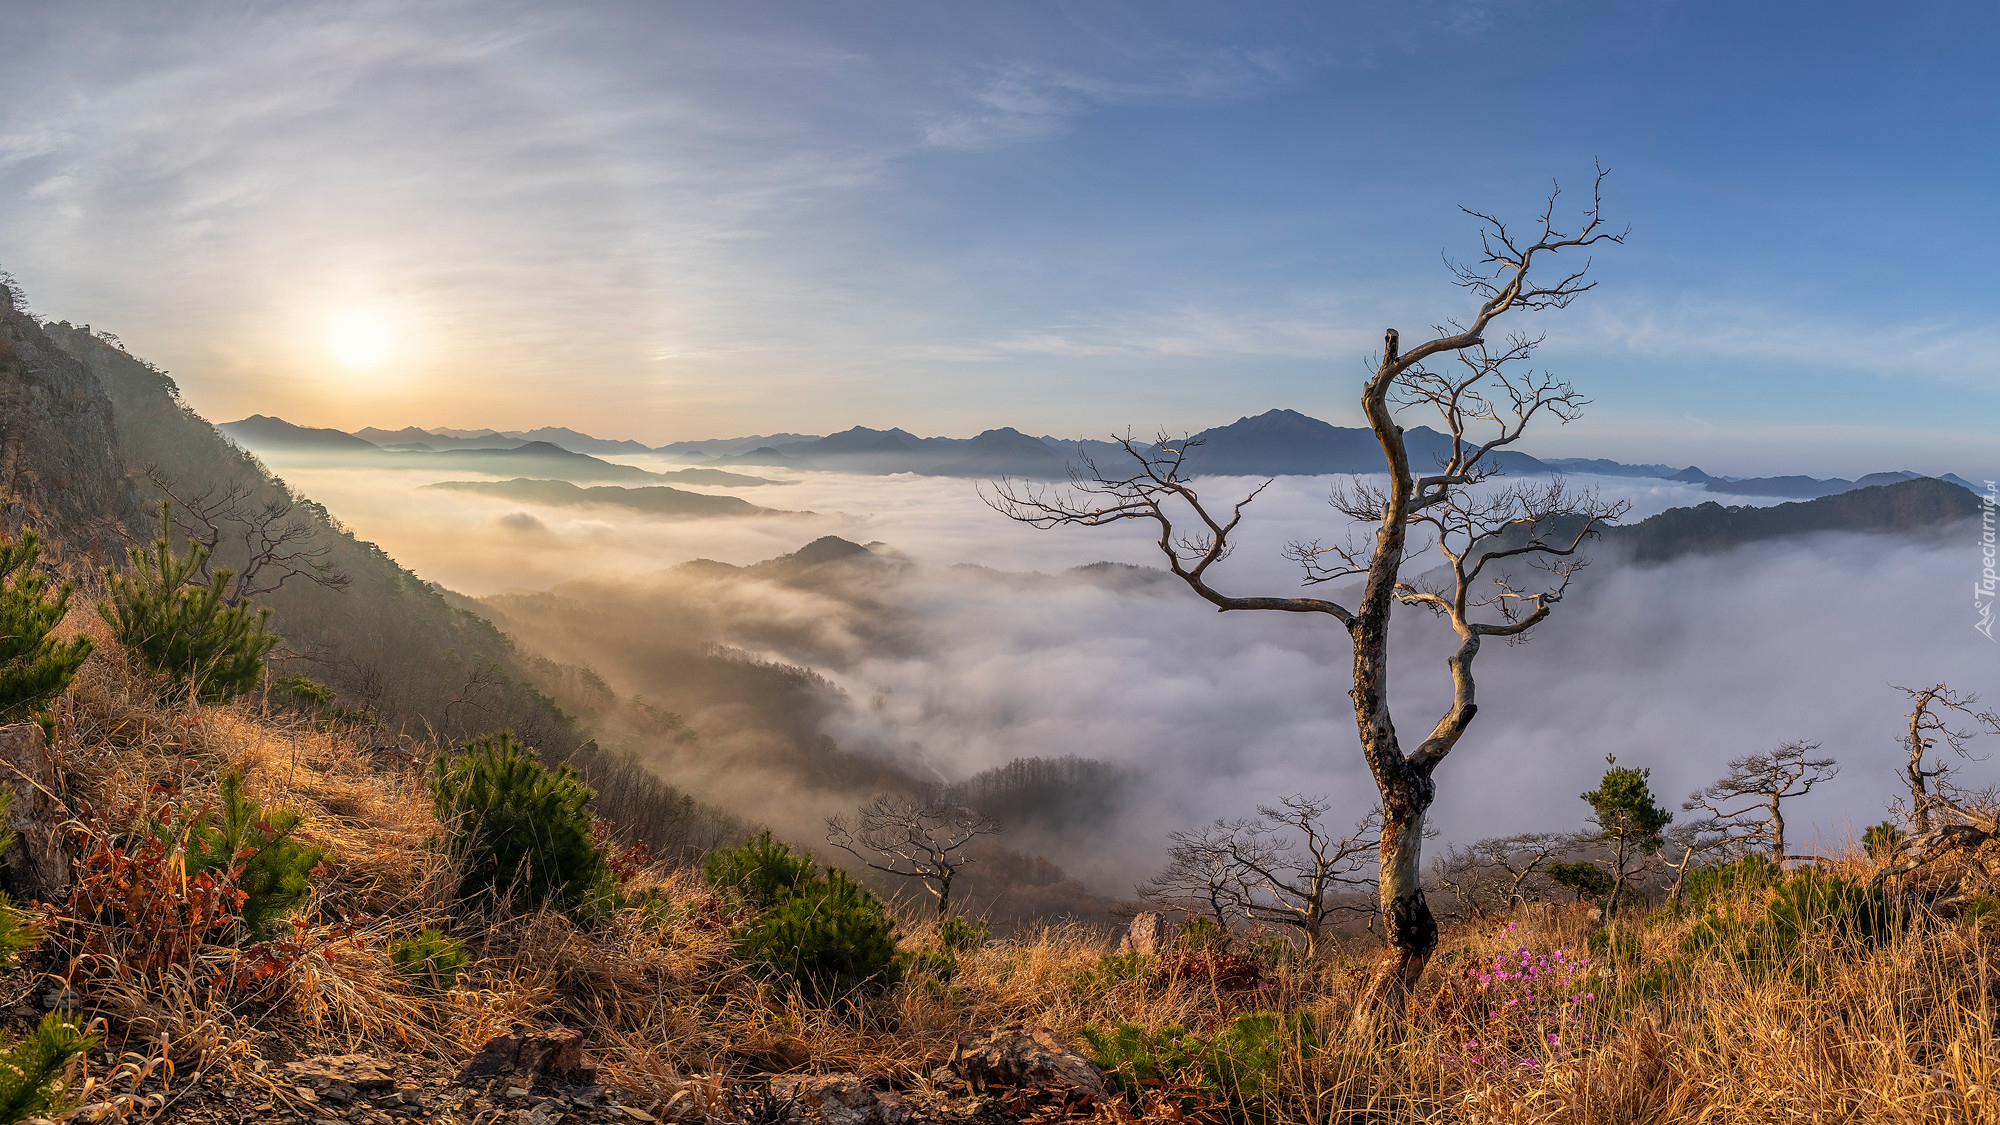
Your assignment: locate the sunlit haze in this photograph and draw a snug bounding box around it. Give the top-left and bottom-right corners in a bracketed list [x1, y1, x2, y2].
[4, 3, 1999, 476]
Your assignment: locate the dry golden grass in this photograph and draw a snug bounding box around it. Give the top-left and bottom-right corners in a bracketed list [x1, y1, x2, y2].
[27, 619, 2000, 1122]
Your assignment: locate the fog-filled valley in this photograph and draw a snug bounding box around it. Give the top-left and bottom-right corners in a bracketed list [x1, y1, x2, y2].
[253, 443, 1996, 901]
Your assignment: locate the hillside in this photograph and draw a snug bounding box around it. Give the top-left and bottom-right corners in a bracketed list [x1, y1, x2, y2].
[1610, 475, 1981, 561]
[425, 478, 789, 518]
[0, 294, 136, 555]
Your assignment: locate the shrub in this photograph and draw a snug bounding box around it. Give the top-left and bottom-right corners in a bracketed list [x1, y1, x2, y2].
[1086, 951, 1152, 988]
[702, 830, 813, 911]
[1863, 821, 1904, 862]
[728, 866, 902, 1002]
[0, 525, 93, 723]
[389, 929, 470, 992]
[1683, 867, 1888, 983]
[0, 1012, 98, 1122]
[1678, 853, 1776, 914]
[1081, 1011, 1315, 1121]
[178, 772, 325, 939]
[99, 509, 278, 702]
[271, 673, 336, 708]
[1548, 861, 1615, 903]
[1175, 914, 1231, 952]
[0, 792, 41, 965]
[934, 915, 989, 953]
[703, 833, 902, 1001]
[431, 732, 610, 918]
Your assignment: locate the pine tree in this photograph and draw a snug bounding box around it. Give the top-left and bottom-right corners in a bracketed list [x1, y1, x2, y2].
[181, 772, 325, 939]
[1582, 755, 1673, 914]
[99, 504, 278, 703]
[430, 732, 609, 917]
[0, 525, 93, 723]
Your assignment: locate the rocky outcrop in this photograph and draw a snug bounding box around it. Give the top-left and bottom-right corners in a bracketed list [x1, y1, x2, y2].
[461, 1026, 593, 1086]
[0, 723, 71, 903]
[950, 1023, 1111, 1098]
[1116, 911, 1170, 955]
[767, 1073, 914, 1125]
[0, 286, 135, 560]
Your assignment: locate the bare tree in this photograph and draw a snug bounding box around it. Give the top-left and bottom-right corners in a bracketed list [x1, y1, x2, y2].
[1227, 799, 1380, 958]
[1431, 831, 1579, 917]
[826, 795, 1001, 917]
[1895, 684, 1999, 832]
[1682, 740, 1839, 862]
[1142, 798, 1378, 958]
[986, 169, 1625, 1028]
[1140, 821, 1249, 928]
[143, 466, 349, 604]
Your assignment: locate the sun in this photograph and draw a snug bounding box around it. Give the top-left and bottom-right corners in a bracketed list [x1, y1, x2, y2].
[327, 310, 394, 370]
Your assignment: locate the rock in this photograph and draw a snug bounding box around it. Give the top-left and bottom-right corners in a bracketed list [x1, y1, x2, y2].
[460, 1027, 591, 1086]
[0, 724, 71, 903]
[1116, 911, 1169, 955]
[950, 1023, 1111, 1098]
[767, 1074, 910, 1125]
[281, 1055, 400, 1095]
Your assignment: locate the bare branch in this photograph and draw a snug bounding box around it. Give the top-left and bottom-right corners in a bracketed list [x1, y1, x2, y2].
[827, 794, 1002, 917]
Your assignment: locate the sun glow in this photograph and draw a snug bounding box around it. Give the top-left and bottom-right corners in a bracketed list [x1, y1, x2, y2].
[327, 310, 394, 370]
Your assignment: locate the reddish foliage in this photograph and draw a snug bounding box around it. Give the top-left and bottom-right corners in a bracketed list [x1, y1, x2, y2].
[1153, 949, 1266, 993]
[593, 818, 654, 884]
[52, 791, 245, 985]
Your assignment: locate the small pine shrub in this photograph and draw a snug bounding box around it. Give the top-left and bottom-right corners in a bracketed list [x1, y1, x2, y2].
[703, 833, 902, 1001]
[272, 673, 336, 708]
[1086, 951, 1152, 988]
[0, 1012, 98, 1121]
[1549, 861, 1615, 902]
[934, 915, 989, 953]
[389, 929, 470, 992]
[99, 508, 279, 702]
[728, 866, 902, 1002]
[0, 791, 35, 965]
[179, 772, 325, 939]
[1678, 854, 1777, 914]
[1863, 821, 1904, 862]
[1081, 1011, 1315, 1121]
[702, 830, 814, 910]
[431, 732, 610, 918]
[1962, 894, 2000, 930]
[0, 525, 93, 723]
[1176, 914, 1232, 952]
[1764, 870, 1888, 945]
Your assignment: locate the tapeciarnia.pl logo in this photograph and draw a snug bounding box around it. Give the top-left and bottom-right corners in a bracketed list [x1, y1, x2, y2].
[1979, 480, 1998, 641]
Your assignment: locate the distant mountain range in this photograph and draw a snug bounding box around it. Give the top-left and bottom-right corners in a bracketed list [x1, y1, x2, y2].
[218, 410, 1988, 499]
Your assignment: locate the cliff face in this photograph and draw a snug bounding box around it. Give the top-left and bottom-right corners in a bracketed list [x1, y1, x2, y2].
[0, 283, 136, 561]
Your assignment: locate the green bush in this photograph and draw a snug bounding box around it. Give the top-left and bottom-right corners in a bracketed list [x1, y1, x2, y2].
[703, 832, 902, 1002]
[1863, 821, 1904, 862]
[272, 673, 336, 708]
[702, 830, 814, 911]
[1176, 915, 1231, 951]
[1683, 867, 1888, 983]
[1678, 853, 1777, 914]
[0, 1012, 97, 1122]
[0, 525, 93, 723]
[1086, 951, 1152, 988]
[934, 915, 989, 953]
[431, 732, 610, 918]
[99, 509, 278, 702]
[1549, 861, 1615, 902]
[1081, 1011, 1317, 1121]
[178, 772, 325, 939]
[390, 929, 470, 992]
[729, 867, 902, 1002]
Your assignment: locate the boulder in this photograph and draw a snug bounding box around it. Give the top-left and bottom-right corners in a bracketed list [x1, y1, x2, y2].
[950, 1023, 1110, 1098]
[1116, 911, 1169, 955]
[460, 1026, 591, 1085]
[0, 724, 70, 903]
[767, 1073, 912, 1125]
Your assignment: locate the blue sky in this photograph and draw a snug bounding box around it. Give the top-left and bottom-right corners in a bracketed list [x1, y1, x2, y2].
[1, 1, 1995, 475]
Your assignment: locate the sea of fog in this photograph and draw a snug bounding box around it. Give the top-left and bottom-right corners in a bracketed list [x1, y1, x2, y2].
[267, 451, 1999, 888]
